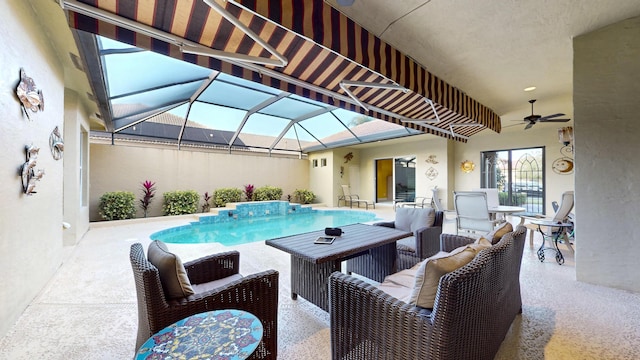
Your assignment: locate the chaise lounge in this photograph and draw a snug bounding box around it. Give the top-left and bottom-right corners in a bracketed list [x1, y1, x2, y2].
[329, 225, 526, 360]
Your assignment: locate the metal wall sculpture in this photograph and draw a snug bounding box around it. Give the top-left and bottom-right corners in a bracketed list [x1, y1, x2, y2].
[16, 68, 44, 120]
[19, 145, 45, 195]
[49, 126, 64, 160]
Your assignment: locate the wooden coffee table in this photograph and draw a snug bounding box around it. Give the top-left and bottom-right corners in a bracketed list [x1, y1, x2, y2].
[266, 223, 411, 311]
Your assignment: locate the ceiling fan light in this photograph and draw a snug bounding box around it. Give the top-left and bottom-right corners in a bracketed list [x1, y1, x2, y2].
[558, 126, 573, 145]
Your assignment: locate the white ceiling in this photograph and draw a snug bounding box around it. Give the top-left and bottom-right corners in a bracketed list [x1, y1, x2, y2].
[325, 0, 640, 131]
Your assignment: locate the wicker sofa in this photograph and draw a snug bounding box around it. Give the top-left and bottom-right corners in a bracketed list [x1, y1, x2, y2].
[329, 225, 526, 360]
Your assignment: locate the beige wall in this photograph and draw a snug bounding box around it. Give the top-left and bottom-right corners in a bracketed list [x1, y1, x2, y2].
[320, 125, 575, 214]
[0, 0, 68, 337]
[63, 89, 91, 246]
[574, 16, 640, 292]
[89, 144, 310, 220]
[456, 124, 575, 214]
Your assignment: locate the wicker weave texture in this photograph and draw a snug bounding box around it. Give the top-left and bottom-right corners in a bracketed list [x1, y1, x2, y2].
[329, 226, 527, 360]
[130, 243, 279, 359]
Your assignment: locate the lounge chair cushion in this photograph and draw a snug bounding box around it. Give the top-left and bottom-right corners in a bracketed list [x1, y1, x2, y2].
[395, 207, 436, 233]
[147, 240, 195, 299]
[487, 221, 513, 244]
[408, 238, 491, 308]
[376, 266, 419, 302]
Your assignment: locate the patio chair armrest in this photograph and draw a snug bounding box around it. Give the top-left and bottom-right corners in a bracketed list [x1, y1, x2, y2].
[414, 225, 443, 259]
[440, 233, 476, 252]
[329, 272, 433, 359]
[184, 251, 240, 284]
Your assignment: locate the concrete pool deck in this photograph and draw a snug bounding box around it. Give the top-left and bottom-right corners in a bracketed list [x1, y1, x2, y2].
[1, 204, 639, 359]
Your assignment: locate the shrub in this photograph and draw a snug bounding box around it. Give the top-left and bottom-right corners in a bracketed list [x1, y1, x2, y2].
[162, 190, 200, 215]
[254, 185, 283, 201]
[293, 189, 316, 204]
[201, 192, 212, 213]
[213, 188, 242, 207]
[99, 191, 136, 221]
[498, 192, 527, 206]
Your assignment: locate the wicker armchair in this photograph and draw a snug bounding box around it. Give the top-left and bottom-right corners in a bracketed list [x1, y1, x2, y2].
[329, 226, 527, 360]
[129, 243, 278, 359]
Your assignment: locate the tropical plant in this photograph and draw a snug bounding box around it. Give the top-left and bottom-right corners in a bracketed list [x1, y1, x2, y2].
[201, 192, 212, 213]
[139, 180, 156, 217]
[98, 191, 136, 221]
[213, 188, 242, 207]
[162, 190, 200, 216]
[253, 185, 283, 201]
[293, 189, 316, 204]
[243, 184, 255, 201]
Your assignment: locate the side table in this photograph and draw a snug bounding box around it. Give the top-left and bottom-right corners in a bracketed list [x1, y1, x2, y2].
[532, 220, 573, 265]
[136, 309, 263, 359]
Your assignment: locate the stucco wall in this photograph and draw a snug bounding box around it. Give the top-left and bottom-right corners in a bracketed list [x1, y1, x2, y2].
[63, 89, 91, 246]
[574, 16, 640, 292]
[355, 135, 452, 207]
[0, 0, 66, 337]
[456, 123, 575, 215]
[89, 144, 310, 220]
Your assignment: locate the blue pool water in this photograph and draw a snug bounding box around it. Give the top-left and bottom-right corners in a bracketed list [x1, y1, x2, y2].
[151, 202, 378, 246]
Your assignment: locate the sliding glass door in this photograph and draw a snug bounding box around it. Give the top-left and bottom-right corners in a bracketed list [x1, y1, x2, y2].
[481, 147, 545, 214]
[375, 156, 416, 203]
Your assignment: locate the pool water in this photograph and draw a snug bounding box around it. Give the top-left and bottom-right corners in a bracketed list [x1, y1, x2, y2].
[151, 209, 378, 246]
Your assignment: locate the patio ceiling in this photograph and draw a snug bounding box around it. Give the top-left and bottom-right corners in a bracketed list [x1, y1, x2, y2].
[63, 0, 501, 153]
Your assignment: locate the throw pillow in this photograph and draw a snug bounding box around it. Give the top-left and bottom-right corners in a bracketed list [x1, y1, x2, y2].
[395, 207, 436, 233]
[408, 245, 477, 308]
[147, 240, 195, 299]
[486, 221, 513, 244]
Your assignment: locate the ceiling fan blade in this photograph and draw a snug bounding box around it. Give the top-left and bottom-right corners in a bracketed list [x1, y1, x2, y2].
[539, 118, 570, 122]
[541, 113, 565, 119]
[524, 122, 534, 130]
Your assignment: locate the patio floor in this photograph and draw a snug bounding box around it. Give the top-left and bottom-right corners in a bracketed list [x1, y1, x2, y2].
[1, 204, 639, 359]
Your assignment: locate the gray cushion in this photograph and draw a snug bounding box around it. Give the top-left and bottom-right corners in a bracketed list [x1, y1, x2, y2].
[191, 273, 243, 294]
[397, 237, 417, 252]
[395, 207, 436, 233]
[147, 240, 195, 299]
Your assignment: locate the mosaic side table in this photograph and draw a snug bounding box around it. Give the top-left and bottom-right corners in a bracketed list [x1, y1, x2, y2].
[136, 309, 263, 360]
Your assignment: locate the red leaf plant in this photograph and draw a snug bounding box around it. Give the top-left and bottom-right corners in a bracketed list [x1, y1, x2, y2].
[139, 180, 156, 217]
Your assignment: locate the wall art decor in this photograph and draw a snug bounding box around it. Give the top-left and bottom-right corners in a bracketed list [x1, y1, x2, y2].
[425, 154, 439, 164]
[49, 126, 64, 160]
[344, 152, 353, 163]
[16, 68, 44, 120]
[425, 167, 438, 180]
[19, 144, 45, 195]
[460, 160, 475, 173]
[552, 157, 574, 175]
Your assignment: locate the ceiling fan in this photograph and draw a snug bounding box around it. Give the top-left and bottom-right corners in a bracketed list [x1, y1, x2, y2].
[510, 99, 570, 130]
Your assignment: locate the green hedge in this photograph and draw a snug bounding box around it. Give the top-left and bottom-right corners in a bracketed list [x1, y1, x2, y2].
[162, 190, 200, 215]
[213, 188, 242, 207]
[98, 191, 136, 220]
[498, 192, 527, 206]
[293, 189, 316, 204]
[254, 186, 283, 201]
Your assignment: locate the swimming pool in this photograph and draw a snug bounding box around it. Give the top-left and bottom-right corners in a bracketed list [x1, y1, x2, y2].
[151, 202, 378, 246]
